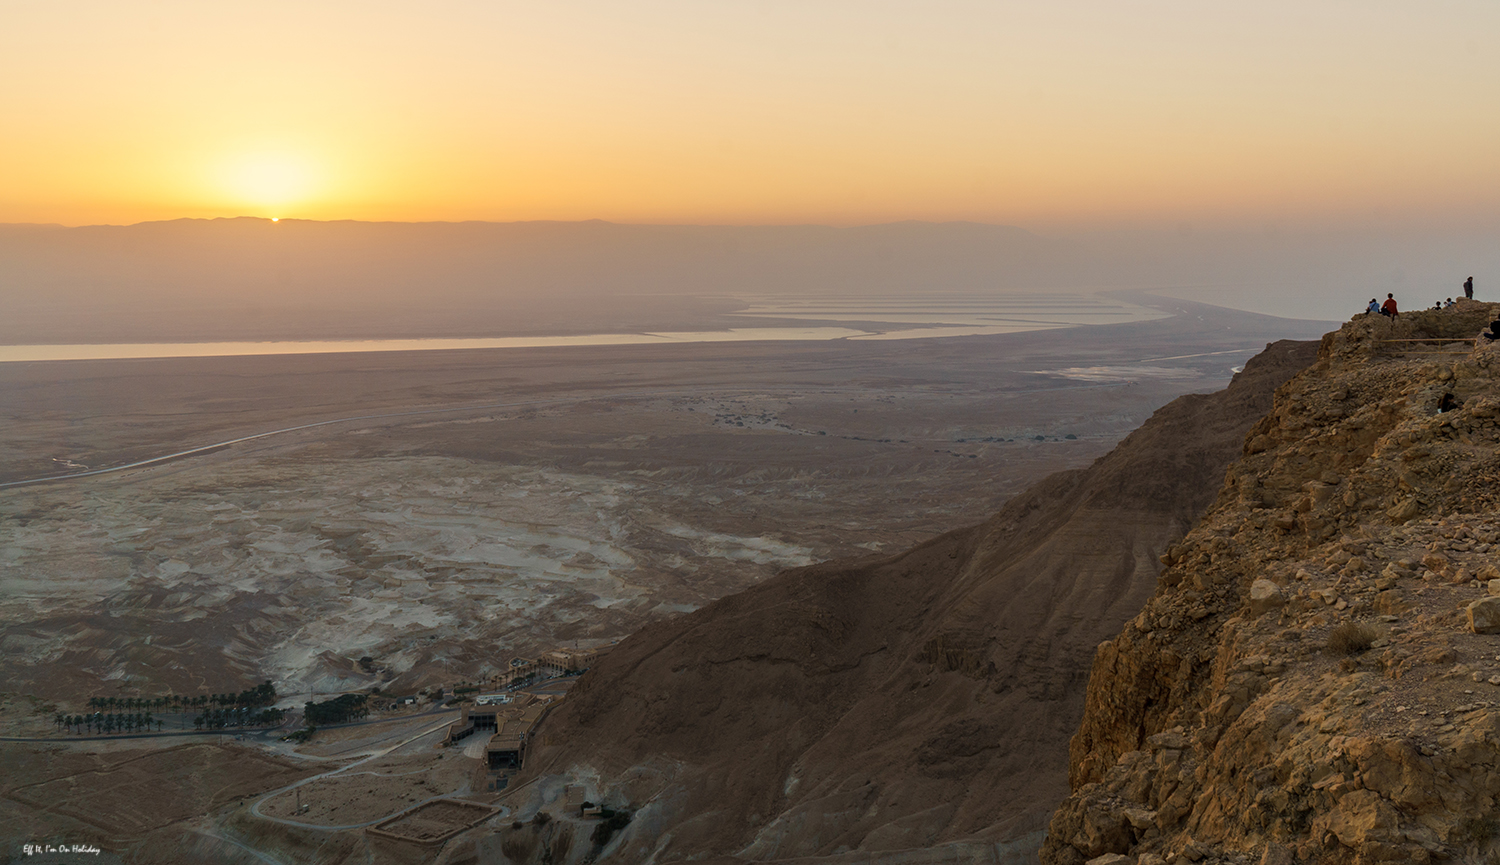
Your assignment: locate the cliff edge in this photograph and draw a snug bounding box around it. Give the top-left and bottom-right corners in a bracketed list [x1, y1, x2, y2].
[505, 338, 1318, 863]
[1042, 301, 1500, 865]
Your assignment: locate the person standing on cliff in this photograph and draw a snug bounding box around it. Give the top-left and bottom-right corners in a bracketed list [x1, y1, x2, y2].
[1381, 293, 1399, 318]
[1466, 276, 1475, 300]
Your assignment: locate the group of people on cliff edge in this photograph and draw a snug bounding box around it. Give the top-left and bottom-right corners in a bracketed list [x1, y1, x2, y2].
[1366, 277, 1477, 320]
[1366, 294, 1401, 318]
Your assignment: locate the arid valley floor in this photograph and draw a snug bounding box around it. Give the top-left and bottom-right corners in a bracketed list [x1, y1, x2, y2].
[0, 296, 1331, 863]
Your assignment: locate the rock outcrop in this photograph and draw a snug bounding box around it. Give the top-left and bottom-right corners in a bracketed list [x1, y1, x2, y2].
[1042, 301, 1500, 865]
[505, 339, 1319, 863]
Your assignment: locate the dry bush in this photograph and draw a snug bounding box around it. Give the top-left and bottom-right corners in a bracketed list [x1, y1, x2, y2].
[1326, 622, 1377, 655]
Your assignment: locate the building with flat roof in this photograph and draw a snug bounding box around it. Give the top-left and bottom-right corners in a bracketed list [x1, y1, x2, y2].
[444, 694, 554, 771]
[484, 699, 549, 771]
[538, 648, 598, 675]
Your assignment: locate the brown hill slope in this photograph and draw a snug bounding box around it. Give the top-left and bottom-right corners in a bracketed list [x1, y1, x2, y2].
[1041, 302, 1500, 864]
[510, 338, 1319, 863]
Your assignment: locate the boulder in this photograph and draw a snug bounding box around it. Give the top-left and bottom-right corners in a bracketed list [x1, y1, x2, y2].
[1375, 590, 1410, 615]
[1249, 579, 1285, 615]
[1468, 597, 1500, 634]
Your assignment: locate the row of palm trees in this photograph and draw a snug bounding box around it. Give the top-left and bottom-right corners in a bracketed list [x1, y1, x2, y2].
[53, 682, 282, 736]
[53, 705, 289, 735]
[55, 712, 162, 734]
[192, 706, 286, 730]
[83, 681, 277, 715]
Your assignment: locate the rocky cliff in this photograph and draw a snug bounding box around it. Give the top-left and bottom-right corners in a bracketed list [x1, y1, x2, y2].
[503, 338, 1319, 863]
[1042, 301, 1500, 865]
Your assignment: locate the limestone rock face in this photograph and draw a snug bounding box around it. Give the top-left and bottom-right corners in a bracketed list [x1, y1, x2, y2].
[1043, 302, 1500, 865]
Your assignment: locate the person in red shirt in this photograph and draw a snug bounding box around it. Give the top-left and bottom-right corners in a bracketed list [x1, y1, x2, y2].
[1380, 293, 1399, 317]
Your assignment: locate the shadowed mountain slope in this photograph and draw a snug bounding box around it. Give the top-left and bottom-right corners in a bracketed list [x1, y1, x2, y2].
[512, 338, 1321, 863]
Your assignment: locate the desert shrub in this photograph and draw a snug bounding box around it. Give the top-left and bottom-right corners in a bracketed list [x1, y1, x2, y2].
[510, 821, 524, 831]
[591, 811, 632, 847]
[1326, 622, 1377, 656]
[532, 811, 551, 827]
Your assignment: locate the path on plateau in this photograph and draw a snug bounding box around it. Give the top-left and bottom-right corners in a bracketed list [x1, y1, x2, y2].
[249, 714, 500, 832]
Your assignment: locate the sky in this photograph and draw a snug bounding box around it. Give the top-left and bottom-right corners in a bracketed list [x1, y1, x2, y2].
[4, 1, 1499, 229]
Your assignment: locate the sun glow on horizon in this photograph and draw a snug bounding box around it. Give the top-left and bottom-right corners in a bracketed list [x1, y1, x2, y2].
[218, 152, 318, 212]
[2, 3, 1498, 228]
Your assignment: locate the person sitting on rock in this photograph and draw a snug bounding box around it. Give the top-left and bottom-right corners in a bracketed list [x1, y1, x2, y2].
[1366, 298, 1380, 315]
[1380, 293, 1399, 317]
[1445, 297, 1456, 309]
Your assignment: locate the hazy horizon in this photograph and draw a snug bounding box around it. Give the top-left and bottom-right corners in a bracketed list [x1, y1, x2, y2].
[6, 3, 1495, 336]
[1, 216, 1488, 338]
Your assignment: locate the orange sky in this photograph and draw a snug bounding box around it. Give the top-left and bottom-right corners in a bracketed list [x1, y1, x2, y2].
[3, 1, 1497, 227]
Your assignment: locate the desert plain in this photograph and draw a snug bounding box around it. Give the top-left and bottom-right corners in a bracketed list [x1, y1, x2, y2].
[0, 293, 1330, 862]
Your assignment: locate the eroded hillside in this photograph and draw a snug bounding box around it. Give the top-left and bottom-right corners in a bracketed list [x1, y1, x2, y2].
[1043, 301, 1500, 865]
[500, 339, 1318, 863]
